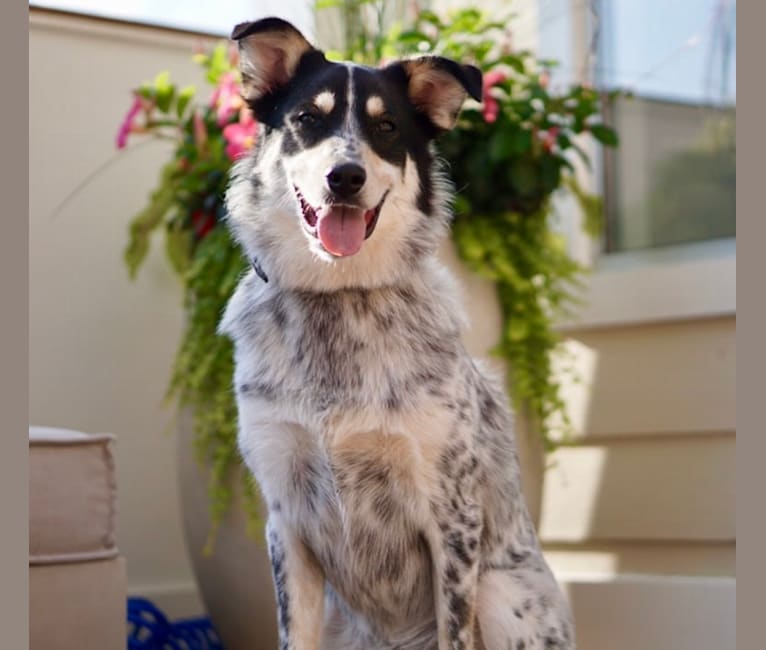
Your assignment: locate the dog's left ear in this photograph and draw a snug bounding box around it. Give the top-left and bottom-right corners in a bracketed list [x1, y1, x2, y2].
[231, 17, 315, 104]
[386, 56, 483, 132]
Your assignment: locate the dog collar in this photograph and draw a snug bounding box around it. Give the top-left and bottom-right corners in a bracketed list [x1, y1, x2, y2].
[252, 256, 269, 283]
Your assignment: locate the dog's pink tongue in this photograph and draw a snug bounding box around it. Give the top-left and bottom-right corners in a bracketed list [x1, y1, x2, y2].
[316, 206, 367, 257]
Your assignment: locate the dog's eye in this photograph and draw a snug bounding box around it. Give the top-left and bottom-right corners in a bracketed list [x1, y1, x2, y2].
[296, 112, 319, 126]
[376, 119, 396, 134]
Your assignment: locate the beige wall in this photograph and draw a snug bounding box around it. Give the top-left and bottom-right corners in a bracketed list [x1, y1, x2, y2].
[29, 10, 222, 615]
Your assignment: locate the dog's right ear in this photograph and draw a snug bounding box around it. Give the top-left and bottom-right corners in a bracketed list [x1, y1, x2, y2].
[231, 17, 315, 104]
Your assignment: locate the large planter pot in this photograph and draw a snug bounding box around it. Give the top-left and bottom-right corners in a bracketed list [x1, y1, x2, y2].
[437, 240, 546, 522]
[177, 241, 545, 649]
[177, 413, 278, 650]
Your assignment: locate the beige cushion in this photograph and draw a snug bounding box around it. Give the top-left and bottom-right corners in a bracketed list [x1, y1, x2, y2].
[29, 426, 118, 564]
[30, 556, 127, 650]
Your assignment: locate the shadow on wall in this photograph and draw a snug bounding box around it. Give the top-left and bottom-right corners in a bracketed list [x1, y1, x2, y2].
[539, 317, 736, 648]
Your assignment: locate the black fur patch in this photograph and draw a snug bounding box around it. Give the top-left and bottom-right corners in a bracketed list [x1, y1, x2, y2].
[266, 526, 290, 649]
[449, 591, 469, 622]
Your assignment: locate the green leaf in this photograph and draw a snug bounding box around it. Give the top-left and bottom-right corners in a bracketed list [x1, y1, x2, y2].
[124, 162, 178, 278]
[156, 84, 175, 114]
[564, 175, 604, 237]
[488, 128, 533, 160]
[488, 130, 515, 161]
[324, 49, 347, 62]
[176, 85, 195, 118]
[396, 30, 434, 47]
[449, 8, 483, 32]
[497, 54, 525, 74]
[136, 83, 154, 100]
[509, 160, 539, 197]
[539, 156, 562, 194]
[206, 43, 230, 85]
[453, 194, 471, 216]
[165, 220, 194, 275]
[416, 10, 444, 28]
[153, 71, 171, 92]
[507, 317, 529, 342]
[589, 123, 619, 146]
[510, 129, 533, 154]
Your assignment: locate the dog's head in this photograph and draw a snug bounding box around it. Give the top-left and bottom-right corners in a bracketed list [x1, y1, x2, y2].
[225, 18, 482, 290]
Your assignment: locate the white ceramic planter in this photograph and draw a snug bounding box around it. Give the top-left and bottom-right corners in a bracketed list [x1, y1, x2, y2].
[178, 415, 277, 650]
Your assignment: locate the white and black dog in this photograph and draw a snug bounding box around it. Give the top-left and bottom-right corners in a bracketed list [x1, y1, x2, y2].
[219, 17, 575, 650]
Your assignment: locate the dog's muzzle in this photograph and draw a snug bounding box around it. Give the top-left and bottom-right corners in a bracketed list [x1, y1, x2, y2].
[295, 187, 388, 258]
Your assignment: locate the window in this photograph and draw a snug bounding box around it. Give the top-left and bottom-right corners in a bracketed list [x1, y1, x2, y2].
[596, 0, 736, 253]
[537, 0, 736, 327]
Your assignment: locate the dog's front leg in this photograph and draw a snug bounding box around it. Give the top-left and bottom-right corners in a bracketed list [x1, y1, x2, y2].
[266, 516, 325, 650]
[427, 461, 483, 649]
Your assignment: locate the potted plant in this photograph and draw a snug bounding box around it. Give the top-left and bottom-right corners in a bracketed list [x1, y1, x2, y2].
[117, 5, 616, 647]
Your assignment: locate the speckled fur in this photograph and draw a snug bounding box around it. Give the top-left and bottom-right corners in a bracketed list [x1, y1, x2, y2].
[219, 18, 575, 650]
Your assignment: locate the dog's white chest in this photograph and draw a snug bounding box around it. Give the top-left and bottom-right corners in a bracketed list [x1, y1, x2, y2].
[241, 418, 437, 631]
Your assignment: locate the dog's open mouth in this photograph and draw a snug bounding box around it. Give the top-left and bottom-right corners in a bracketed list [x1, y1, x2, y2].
[295, 187, 388, 258]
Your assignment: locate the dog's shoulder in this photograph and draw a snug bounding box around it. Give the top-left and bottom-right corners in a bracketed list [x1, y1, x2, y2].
[218, 269, 270, 342]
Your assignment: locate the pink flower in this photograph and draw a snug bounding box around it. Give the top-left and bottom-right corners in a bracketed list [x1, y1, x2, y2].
[115, 95, 143, 149]
[484, 70, 507, 88]
[223, 109, 257, 160]
[210, 72, 244, 127]
[482, 70, 507, 123]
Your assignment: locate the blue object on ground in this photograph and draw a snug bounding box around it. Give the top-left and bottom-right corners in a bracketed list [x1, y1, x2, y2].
[127, 597, 225, 649]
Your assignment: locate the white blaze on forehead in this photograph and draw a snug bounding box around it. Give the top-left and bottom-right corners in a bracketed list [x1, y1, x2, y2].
[365, 95, 385, 117]
[345, 64, 356, 132]
[313, 90, 336, 114]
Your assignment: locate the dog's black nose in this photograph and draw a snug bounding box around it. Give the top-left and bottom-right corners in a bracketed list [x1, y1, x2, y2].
[326, 163, 366, 198]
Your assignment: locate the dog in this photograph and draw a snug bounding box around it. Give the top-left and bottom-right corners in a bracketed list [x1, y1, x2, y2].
[218, 17, 575, 650]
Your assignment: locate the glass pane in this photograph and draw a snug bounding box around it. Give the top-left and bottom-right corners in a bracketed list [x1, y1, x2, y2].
[603, 97, 735, 252]
[597, 0, 736, 253]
